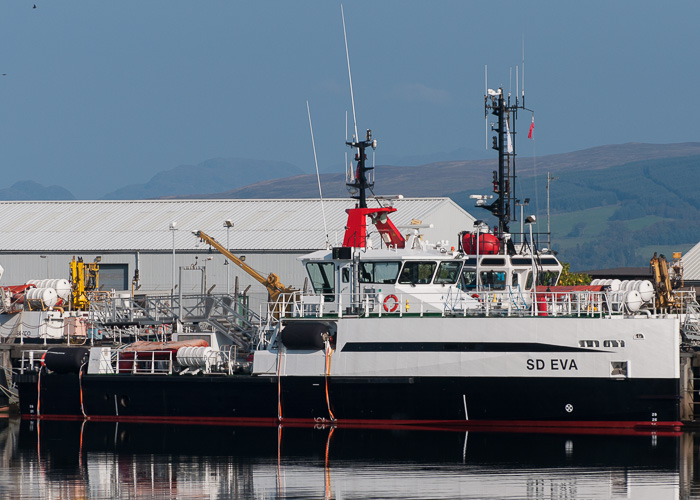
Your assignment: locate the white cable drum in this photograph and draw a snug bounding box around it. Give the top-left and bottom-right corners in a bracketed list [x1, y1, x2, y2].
[25, 287, 58, 309]
[619, 280, 630, 291]
[625, 290, 643, 312]
[51, 279, 71, 300]
[25, 278, 71, 301]
[635, 280, 655, 303]
[609, 279, 621, 291]
[591, 279, 600, 286]
[176, 346, 216, 368]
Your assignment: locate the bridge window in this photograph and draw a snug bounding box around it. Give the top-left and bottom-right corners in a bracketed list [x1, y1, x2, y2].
[306, 262, 335, 302]
[398, 261, 437, 285]
[359, 261, 401, 284]
[434, 261, 462, 284]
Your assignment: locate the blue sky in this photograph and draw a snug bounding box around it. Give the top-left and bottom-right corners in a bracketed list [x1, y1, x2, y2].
[1, 1, 698, 198]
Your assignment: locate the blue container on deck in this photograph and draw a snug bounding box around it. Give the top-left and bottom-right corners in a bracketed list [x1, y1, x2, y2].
[87, 327, 102, 340]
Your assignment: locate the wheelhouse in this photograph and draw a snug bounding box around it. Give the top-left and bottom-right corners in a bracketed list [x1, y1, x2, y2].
[301, 248, 562, 313]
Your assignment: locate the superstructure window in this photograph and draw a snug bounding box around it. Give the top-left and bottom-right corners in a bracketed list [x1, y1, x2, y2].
[434, 261, 462, 284]
[359, 261, 401, 284]
[306, 262, 335, 302]
[460, 269, 477, 289]
[537, 270, 560, 287]
[510, 257, 531, 266]
[480, 270, 506, 290]
[480, 257, 505, 266]
[398, 261, 437, 285]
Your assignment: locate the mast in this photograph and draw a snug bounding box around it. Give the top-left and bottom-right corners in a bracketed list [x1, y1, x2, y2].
[346, 129, 377, 208]
[483, 86, 530, 239]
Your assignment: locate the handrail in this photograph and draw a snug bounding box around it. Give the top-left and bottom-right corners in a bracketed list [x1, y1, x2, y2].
[19, 349, 48, 374]
[115, 350, 173, 375]
[264, 288, 655, 320]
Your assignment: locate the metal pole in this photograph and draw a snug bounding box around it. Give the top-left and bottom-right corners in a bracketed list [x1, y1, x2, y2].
[172, 229, 176, 292]
[224, 220, 233, 296]
[546, 173, 550, 250]
[546, 173, 558, 250]
[169, 222, 177, 295]
[226, 226, 230, 295]
[516, 199, 529, 247]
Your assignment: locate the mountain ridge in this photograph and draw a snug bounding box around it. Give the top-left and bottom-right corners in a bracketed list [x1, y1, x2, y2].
[168, 142, 700, 200]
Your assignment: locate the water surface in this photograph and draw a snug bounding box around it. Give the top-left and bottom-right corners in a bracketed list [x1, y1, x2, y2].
[0, 419, 696, 499]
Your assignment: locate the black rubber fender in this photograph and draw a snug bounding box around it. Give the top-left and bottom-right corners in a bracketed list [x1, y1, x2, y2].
[44, 347, 90, 374]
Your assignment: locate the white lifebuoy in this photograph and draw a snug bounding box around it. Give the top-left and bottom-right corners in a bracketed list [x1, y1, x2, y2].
[383, 294, 399, 313]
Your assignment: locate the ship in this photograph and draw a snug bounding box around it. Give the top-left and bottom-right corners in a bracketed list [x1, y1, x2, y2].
[16, 84, 684, 432]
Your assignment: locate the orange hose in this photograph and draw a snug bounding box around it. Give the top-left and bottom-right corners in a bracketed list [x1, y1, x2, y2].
[325, 343, 336, 421]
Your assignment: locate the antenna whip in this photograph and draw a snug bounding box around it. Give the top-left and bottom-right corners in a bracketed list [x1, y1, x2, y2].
[307, 101, 330, 248]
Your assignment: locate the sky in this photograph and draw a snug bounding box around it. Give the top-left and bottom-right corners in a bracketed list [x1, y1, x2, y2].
[1, 1, 698, 199]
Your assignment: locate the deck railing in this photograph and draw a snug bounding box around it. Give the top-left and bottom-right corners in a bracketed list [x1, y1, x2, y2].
[263, 287, 695, 321]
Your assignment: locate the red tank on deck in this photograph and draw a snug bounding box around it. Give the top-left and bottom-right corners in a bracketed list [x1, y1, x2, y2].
[462, 232, 500, 255]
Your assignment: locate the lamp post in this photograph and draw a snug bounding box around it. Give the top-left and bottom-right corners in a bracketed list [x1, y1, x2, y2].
[224, 220, 233, 295]
[525, 214, 537, 286]
[169, 222, 177, 294]
[204, 256, 213, 293]
[40, 255, 48, 278]
[473, 219, 484, 290]
[525, 215, 538, 314]
[546, 173, 558, 251]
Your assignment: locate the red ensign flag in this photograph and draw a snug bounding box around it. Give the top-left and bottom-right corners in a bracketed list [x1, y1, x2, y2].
[528, 116, 534, 139]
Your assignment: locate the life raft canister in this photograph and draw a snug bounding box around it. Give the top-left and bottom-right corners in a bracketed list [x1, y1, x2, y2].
[383, 294, 399, 313]
[536, 291, 548, 317]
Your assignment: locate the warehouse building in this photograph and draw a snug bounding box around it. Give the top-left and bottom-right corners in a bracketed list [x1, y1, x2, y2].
[681, 244, 700, 288]
[0, 198, 475, 308]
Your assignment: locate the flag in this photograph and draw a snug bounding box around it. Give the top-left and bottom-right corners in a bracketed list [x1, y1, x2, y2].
[527, 116, 534, 139]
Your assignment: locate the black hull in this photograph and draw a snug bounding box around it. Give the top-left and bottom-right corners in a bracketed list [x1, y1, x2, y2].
[18, 371, 681, 431]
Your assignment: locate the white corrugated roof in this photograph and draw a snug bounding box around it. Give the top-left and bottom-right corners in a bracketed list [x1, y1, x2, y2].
[0, 198, 473, 252]
[682, 242, 700, 280]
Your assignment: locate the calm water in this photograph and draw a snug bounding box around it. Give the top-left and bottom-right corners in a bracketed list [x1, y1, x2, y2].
[0, 418, 697, 499]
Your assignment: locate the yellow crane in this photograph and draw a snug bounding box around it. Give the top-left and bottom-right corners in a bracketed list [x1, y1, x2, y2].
[69, 256, 100, 310]
[194, 231, 297, 308]
[650, 252, 682, 309]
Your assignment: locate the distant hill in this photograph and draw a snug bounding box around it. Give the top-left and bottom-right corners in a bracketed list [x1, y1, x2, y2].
[176, 142, 700, 199]
[170, 142, 700, 271]
[102, 157, 305, 200]
[451, 153, 700, 271]
[0, 181, 75, 201]
[380, 146, 493, 166]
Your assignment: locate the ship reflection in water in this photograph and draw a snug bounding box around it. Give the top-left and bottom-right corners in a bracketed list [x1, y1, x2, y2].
[0, 419, 697, 499]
